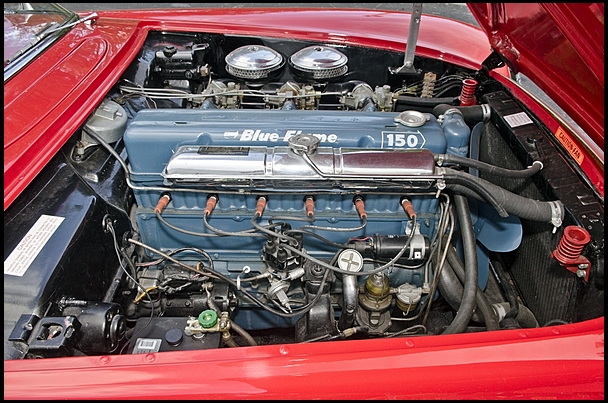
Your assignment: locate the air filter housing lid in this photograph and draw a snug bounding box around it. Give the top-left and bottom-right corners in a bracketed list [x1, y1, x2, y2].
[289, 45, 348, 80]
[225, 45, 285, 80]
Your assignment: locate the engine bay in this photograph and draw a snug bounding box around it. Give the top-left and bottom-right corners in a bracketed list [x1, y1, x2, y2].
[4, 29, 603, 359]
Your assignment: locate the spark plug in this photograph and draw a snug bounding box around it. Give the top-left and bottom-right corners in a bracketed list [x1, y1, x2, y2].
[255, 196, 267, 218]
[304, 196, 315, 218]
[353, 195, 367, 219]
[400, 197, 416, 219]
[154, 193, 172, 214]
[204, 194, 218, 216]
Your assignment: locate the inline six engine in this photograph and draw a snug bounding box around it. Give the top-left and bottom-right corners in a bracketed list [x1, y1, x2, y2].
[4, 29, 603, 359]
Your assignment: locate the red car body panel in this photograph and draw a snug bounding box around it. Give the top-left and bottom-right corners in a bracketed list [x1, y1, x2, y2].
[3, 5, 604, 400]
[4, 317, 604, 399]
[4, 17, 145, 211]
[469, 3, 604, 194]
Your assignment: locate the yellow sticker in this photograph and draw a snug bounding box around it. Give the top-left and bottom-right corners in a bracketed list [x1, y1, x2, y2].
[555, 127, 584, 165]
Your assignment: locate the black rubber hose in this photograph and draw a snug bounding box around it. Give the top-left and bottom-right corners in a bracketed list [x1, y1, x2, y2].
[442, 194, 478, 334]
[490, 259, 519, 319]
[208, 289, 258, 346]
[437, 258, 484, 323]
[223, 334, 239, 348]
[442, 169, 564, 224]
[435, 154, 543, 179]
[493, 302, 539, 328]
[513, 305, 539, 328]
[230, 320, 258, 346]
[432, 103, 487, 122]
[446, 246, 500, 331]
[396, 95, 458, 108]
[442, 171, 508, 217]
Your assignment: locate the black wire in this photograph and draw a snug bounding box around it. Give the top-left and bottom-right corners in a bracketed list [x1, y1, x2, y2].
[267, 214, 360, 249]
[82, 126, 130, 178]
[297, 216, 367, 233]
[107, 226, 154, 355]
[250, 214, 298, 244]
[167, 209, 361, 250]
[203, 212, 267, 238]
[433, 83, 462, 98]
[268, 215, 315, 225]
[433, 80, 464, 90]
[285, 228, 353, 249]
[118, 247, 138, 281]
[364, 258, 425, 270]
[157, 209, 283, 241]
[129, 237, 221, 280]
[156, 211, 221, 237]
[384, 324, 427, 338]
[127, 238, 332, 319]
[138, 245, 215, 272]
[230, 260, 333, 318]
[420, 206, 455, 327]
[280, 216, 417, 277]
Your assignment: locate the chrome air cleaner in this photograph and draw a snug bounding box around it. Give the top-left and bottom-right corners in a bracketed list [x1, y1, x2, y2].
[289, 45, 348, 81]
[225, 45, 285, 80]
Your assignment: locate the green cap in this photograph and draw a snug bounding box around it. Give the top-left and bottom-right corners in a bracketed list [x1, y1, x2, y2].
[198, 309, 218, 328]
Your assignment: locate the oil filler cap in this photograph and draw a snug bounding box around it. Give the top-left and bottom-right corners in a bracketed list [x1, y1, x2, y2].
[288, 133, 320, 155]
[394, 110, 429, 127]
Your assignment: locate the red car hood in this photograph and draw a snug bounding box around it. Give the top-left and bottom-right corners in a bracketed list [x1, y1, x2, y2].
[468, 3, 604, 152]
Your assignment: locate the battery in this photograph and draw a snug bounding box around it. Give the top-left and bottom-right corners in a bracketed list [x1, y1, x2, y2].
[127, 317, 221, 354]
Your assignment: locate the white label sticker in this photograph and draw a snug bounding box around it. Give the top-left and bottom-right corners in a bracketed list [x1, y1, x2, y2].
[133, 338, 162, 354]
[504, 112, 533, 128]
[4, 215, 65, 277]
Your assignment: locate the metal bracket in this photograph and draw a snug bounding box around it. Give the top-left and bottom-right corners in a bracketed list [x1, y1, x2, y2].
[389, 3, 423, 75]
[481, 50, 506, 72]
[553, 254, 592, 282]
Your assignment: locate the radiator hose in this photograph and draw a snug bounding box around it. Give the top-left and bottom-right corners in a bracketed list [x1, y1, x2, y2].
[439, 168, 564, 227]
[437, 246, 500, 330]
[432, 103, 490, 123]
[492, 302, 539, 329]
[442, 194, 477, 334]
[434, 154, 543, 179]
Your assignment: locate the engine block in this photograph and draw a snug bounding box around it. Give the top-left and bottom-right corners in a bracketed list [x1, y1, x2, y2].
[124, 108, 466, 263]
[123, 108, 468, 329]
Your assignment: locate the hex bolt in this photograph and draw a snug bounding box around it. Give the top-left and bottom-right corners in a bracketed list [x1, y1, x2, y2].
[576, 269, 586, 278]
